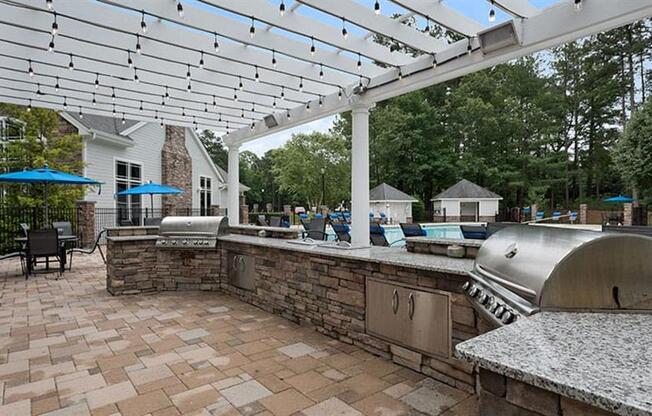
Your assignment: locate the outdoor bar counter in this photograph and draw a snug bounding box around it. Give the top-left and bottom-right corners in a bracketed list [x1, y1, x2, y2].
[456, 312, 652, 416]
[105, 227, 483, 393]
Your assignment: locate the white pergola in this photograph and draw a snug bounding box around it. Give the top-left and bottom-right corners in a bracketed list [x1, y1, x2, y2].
[1, 0, 651, 245]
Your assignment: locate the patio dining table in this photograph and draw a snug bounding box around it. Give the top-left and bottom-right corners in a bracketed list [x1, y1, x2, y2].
[15, 234, 78, 269]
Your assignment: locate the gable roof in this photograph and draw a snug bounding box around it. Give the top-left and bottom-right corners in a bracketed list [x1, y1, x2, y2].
[370, 183, 417, 202]
[432, 179, 502, 200]
[65, 112, 140, 135]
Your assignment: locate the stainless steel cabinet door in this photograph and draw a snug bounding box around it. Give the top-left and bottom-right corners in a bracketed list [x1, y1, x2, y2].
[366, 279, 407, 342]
[401, 287, 451, 358]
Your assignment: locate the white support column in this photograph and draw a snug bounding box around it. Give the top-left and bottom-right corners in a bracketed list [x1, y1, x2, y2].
[350, 101, 373, 247]
[227, 144, 241, 226]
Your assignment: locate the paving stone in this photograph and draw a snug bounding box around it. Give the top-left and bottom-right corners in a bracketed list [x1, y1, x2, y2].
[4, 377, 56, 403]
[170, 384, 221, 413]
[0, 399, 31, 416]
[207, 307, 230, 314]
[303, 397, 363, 416]
[117, 389, 172, 416]
[218, 380, 272, 407]
[85, 380, 138, 409]
[276, 342, 317, 358]
[177, 329, 209, 342]
[42, 402, 91, 416]
[259, 388, 314, 416]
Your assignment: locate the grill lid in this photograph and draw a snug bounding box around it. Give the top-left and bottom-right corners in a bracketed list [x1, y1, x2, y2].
[474, 225, 652, 311]
[158, 216, 229, 237]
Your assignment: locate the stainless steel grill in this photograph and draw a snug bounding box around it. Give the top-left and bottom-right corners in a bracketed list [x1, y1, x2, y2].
[155, 216, 229, 249]
[462, 225, 652, 326]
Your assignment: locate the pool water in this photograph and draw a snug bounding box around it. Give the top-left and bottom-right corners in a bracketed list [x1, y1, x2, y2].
[326, 224, 463, 246]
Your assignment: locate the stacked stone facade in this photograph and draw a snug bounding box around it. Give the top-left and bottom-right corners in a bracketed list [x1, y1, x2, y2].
[75, 200, 96, 248]
[106, 233, 479, 393]
[161, 126, 192, 213]
[479, 369, 617, 416]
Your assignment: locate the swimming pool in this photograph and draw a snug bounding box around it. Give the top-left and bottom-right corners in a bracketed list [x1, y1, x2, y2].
[326, 224, 463, 246]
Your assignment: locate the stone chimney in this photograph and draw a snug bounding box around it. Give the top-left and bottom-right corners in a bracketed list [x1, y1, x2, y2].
[161, 126, 192, 214]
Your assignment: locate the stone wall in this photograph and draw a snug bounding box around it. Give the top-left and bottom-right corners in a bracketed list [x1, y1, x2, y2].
[75, 200, 96, 248]
[479, 369, 617, 416]
[161, 126, 192, 212]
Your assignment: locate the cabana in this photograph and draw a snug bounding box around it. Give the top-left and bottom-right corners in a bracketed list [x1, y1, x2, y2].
[369, 183, 417, 224]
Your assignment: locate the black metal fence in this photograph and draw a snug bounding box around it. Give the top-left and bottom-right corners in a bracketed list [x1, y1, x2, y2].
[0, 206, 79, 255]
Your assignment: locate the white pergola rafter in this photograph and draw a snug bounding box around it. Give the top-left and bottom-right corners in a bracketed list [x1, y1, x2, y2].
[388, 0, 485, 37]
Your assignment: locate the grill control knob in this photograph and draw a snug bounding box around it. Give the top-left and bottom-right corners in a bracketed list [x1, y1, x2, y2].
[488, 303, 498, 313]
[479, 294, 489, 305]
[172, 240, 177, 245]
[494, 305, 505, 318]
[501, 312, 515, 324]
[462, 281, 471, 291]
[468, 286, 479, 297]
[182, 240, 188, 245]
[160, 240, 166, 245]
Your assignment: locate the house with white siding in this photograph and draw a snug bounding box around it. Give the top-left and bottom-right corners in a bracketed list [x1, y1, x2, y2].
[58, 112, 246, 224]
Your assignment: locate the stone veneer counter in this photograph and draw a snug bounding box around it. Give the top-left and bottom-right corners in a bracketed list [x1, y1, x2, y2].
[456, 312, 652, 416]
[218, 234, 474, 276]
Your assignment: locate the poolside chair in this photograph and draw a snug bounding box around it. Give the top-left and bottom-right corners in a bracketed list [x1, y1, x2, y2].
[379, 212, 387, 224]
[300, 217, 327, 240]
[370, 224, 391, 246]
[552, 211, 561, 221]
[460, 225, 487, 240]
[0, 251, 27, 277]
[68, 229, 107, 270]
[328, 213, 340, 223]
[569, 211, 578, 223]
[281, 215, 291, 228]
[299, 213, 309, 220]
[342, 212, 351, 224]
[314, 213, 323, 219]
[26, 229, 65, 278]
[400, 223, 427, 237]
[269, 216, 282, 227]
[257, 214, 268, 226]
[535, 211, 545, 221]
[331, 223, 351, 243]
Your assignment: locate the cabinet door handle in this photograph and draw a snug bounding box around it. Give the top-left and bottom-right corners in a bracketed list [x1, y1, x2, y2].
[392, 289, 399, 314]
[408, 292, 415, 320]
[232, 256, 239, 269]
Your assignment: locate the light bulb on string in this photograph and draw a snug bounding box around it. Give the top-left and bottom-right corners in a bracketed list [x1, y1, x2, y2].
[319, 63, 324, 79]
[341, 17, 348, 39]
[280, 86, 285, 100]
[488, 1, 496, 22]
[214, 32, 220, 52]
[55, 76, 60, 91]
[27, 99, 32, 112]
[272, 50, 277, 68]
[255, 65, 260, 82]
[94, 73, 100, 89]
[68, 53, 74, 70]
[122, 113, 126, 124]
[63, 96, 67, 109]
[338, 88, 342, 100]
[111, 87, 116, 100]
[36, 83, 42, 95]
[135, 34, 141, 55]
[186, 63, 191, 80]
[46, 0, 53, 11]
[432, 54, 437, 69]
[319, 96, 323, 107]
[238, 76, 243, 91]
[279, 0, 285, 16]
[212, 95, 217, 108]
[299, 77, 303, 92]
[139, 100, 143, 112]
[233, 88, 238, 101]
[51, 11, 58, 35]
[92, 92, 96, 106]
[199, 51, 204, 69]
[374, 0, 380, 15]
[79, 106, 83, 118]
[140, 10, 147, 33]
[357, 52, 362, 71]
[310, 37, 316, 56]
[177, 2, 184, 18]
[249, 16, 255, 38]
[127, 50, 133, 68]
[48, 35, 55, 52]
[574, 0, 582, 11]
[28, 59, 34, 77]
[134, 67, 139, 83]
[165, 85, 170, 101]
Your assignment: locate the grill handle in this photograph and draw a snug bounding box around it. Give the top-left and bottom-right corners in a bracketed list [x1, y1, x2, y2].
[475, 264, 537, 299]
[392, 289, 399, 314]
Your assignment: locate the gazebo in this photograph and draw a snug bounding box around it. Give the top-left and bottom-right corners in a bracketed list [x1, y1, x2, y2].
[1, 0, 649, 245]
[369, 183, 417, 224]
[431, 179, 502, 223]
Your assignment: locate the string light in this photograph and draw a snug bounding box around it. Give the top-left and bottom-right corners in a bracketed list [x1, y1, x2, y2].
[254, 65, 260, 82]
[92, 92, 96, 106]
[241, 108, 245, 118]
[48, 35, 55, 52]
[319, 95, 323, 107]
[212, 95, 217, 108]
[233, 88, 238, 101]
[165, 85, 170, 101]
[249, 16, 256, 38]
[46, 0, 53, 11]
[279, 0, 286, 16]
[488, 1, 496, 22]
[177, 1, 184, 18]
[250, 121, 255, 130]
[199, 51, 205, 69]
[358, 75, 363, 88]
[398, 68, 403, 80]
[238, 76, 244, 90]
[319, 63, 324, 79]
[271, 50, 277, 68]
[182, 107, 186, 117]
[374, 0, 381, 15]
[338, 88, 342, 100]
[251, 103, 255, 112]
[78, 106, 83, 118]
[160, 118, 164, 127]
[140, 10, 147, 33]
[161, 96, 165, 106]
[36, 83, 42, 95]
[280, 86, 285, 100]
[94, 72, 99, 89]
[218, 113, 222, 122]
[187, 81, 192, 91]
[139, 100, 143, 112]
[286, 109, 291, 119]
[127, 50, 133, 68]
[299, 76, 303, 92]
[204, 102, 208, 113]
[135, 34, 141, 55]
[27, 99, 32, 112]
[432, 53, 437, 69]
[122, 113, 126, 124]
[28, 59, 34, 77]
[134, 67, 139, 83]
[213, 32, 220, 52]
[273, 97, 277, 108]
[306, 101, 311, 112]
[186, 63, 191, 80]
[341, 17, 348, 39]
[55, 76, 60, 92]
[68, 53, 74, 70]
[425, 16, 431, 32]
[357, 52, 362, 71]
[310, 37, 316, 56]
[51, 11, 58, 35]
[112, 103, 116, 116]
[111, 86, 115, 100]
[574, 0, 583, 11]
[63, 96, 67, 109]
[467, 38, 473, 55]
[154, 110, 158, 120]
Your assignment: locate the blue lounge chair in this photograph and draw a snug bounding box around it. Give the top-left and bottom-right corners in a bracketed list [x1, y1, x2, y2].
[369, 224, 402, 247]
[400, 223, 426, 237]
[300, 218, 327, 240]
[314, 213, 323, 219]
[299, 213, 309, 220]
[552, 211, 561, 221]
[342, 212, 351, 224]
[332, 223, 351, 243]
[535, 211, 545, 221]
[569, 211, 578, 223]
[460, 225, 487, 240]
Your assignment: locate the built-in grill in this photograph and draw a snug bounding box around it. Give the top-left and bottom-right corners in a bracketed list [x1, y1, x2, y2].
[155, 216, 229, 249]
[463, 225, 652, 326]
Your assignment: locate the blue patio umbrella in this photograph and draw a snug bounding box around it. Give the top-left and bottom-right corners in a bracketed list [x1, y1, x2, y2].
[604, 195, 634, 203]
[0, 165, 102, 225]
[117, 181, 182, 212]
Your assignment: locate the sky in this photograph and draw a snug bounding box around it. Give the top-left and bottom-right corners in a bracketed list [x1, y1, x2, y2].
[222, 0, 560, 155]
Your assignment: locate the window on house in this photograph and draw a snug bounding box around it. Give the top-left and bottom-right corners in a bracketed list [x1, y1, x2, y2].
[199, 176, 212, 216]
[116, 160, 142, 225]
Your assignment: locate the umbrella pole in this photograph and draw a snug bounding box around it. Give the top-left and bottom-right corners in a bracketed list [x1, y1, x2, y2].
[151, 194, 154, 216]
[44, 182, 49, 227]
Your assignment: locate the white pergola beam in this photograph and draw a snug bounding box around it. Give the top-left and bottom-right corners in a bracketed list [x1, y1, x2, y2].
[389, 0, 485, 37]
[297, 0, 448, 54]
[225, 0, 652, 145]
[494, 0, 541, 18]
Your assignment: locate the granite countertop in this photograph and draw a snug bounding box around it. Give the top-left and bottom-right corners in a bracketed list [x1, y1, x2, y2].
[229, 224, 299, 234]
[406, 237, 484, 248]
[455, 312, 652, 416]
[218, 234, 473, 276]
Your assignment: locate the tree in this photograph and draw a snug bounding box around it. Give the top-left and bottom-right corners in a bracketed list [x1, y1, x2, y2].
[0, 104, 84, 208]
[197, 129, 228, 169]
[271, 132, 350, 208]
[613, 99, 652, 199]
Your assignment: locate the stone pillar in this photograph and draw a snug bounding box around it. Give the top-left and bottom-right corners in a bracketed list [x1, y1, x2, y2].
[623, 203, 633, 226]
[253, 203, 259, 213]
[227, 144, 240, 226]
[161, 126, 192, 212]
[265, 203, 273, 212]
[531, 204, 538, 222]
[283, 205, 292, 215]
[210, 205, 222, 216]
[76, 200, 96, 248]
[240, 205, 249, 225]
[579, 204, 588, 224]
[351, 101, 373, 247]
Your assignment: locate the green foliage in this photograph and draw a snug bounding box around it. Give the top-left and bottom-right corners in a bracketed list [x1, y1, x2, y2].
[271, 132, 350, 208]
[614, 99, 652, 198]
[197, 129, 228, 169]
[0, 104, 84, 209]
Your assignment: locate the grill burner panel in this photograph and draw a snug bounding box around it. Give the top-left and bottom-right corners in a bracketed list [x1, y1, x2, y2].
[464, 225, 652, 326]
[156, 216, 229, 250]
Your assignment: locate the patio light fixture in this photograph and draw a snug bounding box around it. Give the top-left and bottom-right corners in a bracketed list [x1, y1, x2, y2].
[140, 10, 147, 33]
[489, 1, 496, 22]
[213, 32, 220, 52]
[51, 11, 58, 35]
[176, 2, 184, 18]
[279, 1, 285, 16]
[374, 0, 381, 15]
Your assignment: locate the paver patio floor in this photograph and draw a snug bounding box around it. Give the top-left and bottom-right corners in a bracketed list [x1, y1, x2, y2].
[0, 251, 478, 416]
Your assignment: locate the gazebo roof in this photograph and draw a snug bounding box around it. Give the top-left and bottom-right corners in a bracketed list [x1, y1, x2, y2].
[370, 183, 417, 202]
[432, 179, 502, 200]
[0, 0, 647, 146]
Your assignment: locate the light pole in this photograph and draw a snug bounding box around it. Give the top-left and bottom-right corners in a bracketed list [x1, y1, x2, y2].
[320, 168, 326, 208]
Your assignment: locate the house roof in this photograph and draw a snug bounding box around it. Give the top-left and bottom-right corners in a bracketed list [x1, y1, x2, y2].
[66, 112, 140, 135]
[432, 179, 502, 200]
[369, 183, 417, 202]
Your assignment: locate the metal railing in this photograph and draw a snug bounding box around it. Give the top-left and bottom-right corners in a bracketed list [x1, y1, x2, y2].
[0, 206, 79, 255]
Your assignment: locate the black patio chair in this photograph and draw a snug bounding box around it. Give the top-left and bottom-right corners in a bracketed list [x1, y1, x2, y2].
[144, 217, 162, 226]
[331, 223, 351, 243]
[269, 216, 282, 227]
[400, 223, 426, 237]
[26, 229, 64, 278]
[67, 228, 107, 270]
[370, 224, 403, 247]
[257, 214, 268, 226]
[0, 251, 27, 277]
[300, 217, 327, 240]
